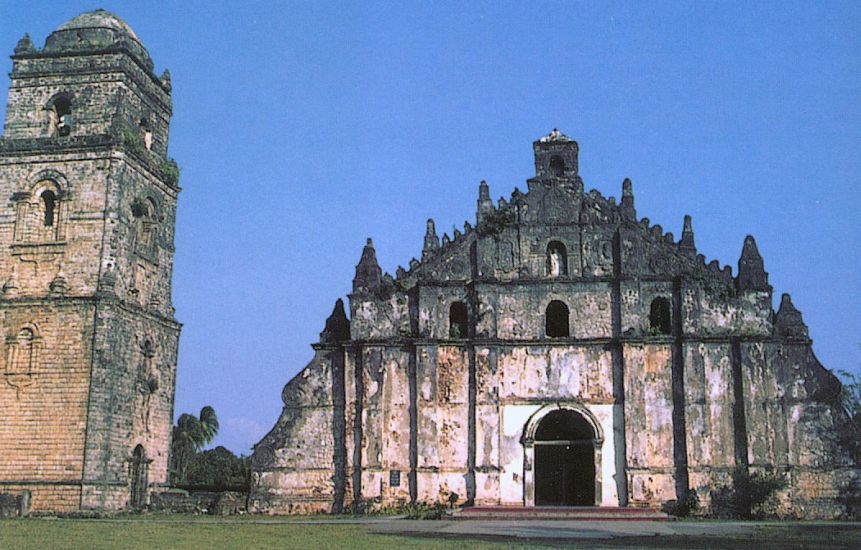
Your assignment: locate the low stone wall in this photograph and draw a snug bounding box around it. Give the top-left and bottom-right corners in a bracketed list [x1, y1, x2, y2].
[150, 489, 247, 515]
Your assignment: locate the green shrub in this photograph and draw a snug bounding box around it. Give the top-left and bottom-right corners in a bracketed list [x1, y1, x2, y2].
[121, 127, 180, 186]
[402, 502, 447, 520]
[709, 467, 785, 519]
[160, 159, 180, 186]
[661, 489, 700, 517]
[477, 208, 515, 236]
[122, 128, 146, 157]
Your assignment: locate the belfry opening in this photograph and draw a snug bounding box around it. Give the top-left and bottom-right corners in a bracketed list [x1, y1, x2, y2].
[533, 409, 596, 506]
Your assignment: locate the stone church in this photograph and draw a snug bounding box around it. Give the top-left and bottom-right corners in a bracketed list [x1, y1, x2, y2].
[0, 11, 180, 512]
[251, 130, 860, 518]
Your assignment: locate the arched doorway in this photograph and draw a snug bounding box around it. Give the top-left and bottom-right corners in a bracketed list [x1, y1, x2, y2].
[130, 445, 148, 508]
[533, 409, 596, 506]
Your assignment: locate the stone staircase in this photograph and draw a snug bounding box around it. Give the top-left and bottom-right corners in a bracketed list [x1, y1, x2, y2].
[453, 506, 671, 521]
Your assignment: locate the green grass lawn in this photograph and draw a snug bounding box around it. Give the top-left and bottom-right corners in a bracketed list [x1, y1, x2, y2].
[0, 518, 534, 550]
[2, 517, 858, 549]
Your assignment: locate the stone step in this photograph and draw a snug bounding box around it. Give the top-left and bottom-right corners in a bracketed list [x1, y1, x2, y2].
[453, 506, 671, 521]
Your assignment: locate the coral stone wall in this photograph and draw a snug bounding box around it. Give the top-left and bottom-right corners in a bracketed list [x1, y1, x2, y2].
[0, 11, 181, 512]
[251, 136, 859, 518]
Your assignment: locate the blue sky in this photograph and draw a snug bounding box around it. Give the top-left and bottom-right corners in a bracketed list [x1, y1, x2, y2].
[1, 1, 859, 454]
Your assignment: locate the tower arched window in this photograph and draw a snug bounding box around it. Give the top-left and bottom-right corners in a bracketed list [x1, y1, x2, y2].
[649, 297, 672, 335]
[50, 97, 73, 137]
[546, 241, 568, 277]
[41, 190, 56, 227]
[549, 155, 565, 177]
[449, 301, 468, 339]
[16, 178, 63, 243]
[545, 300, 570, 338]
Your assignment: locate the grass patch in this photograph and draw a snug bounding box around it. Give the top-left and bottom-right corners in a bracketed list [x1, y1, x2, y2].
[0, 518, 531, 550]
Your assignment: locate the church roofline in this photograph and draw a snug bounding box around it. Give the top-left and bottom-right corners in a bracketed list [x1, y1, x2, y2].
[369, 136, 759, 300]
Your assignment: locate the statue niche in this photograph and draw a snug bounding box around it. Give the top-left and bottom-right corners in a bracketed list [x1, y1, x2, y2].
[4, 326, 40, 398]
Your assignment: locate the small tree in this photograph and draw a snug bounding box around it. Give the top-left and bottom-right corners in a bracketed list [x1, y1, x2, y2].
[838, 369, 861, 426]
[184, 446, 250, 490]
[170, 406, 219, 484]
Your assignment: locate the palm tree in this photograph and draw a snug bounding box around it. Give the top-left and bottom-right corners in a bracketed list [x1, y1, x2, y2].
[170, 406, 219, 484]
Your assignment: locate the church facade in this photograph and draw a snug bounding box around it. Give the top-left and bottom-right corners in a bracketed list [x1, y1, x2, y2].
[0, 11, 180, 512]
[251, 130, 860, 518]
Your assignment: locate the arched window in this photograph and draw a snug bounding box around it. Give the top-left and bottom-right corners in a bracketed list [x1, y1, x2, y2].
[41, 190, 56, 227]
[130, 445, 148, 508]
[51, 97, 72, 137]
[549, 155, 565, 177]
[545, 300, 569, 337]
[14, 175, 65, 244]
[546, 241, 568, 277]
[649, 297, 672, 335]
[449, 301, 468, 339]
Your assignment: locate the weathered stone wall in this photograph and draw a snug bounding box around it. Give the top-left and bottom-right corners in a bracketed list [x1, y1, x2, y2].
[683, 342, 736, 501]
[415, 344, 469, 506]
[80, 301, 179, 510]
[0, 301, 94, 511]
[623, 343, 676, 506]
[253, 131, 860, 518]
[0, 11, 180, 512]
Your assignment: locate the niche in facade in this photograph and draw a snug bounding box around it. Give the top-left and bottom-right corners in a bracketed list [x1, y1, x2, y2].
[649, 297, 672, 335]
[449, 301, 468, 338]
[140, 117, 153, 150]
[132, 197, 159, 254]
[546, 241, 568, 277]
[545, 300, 570, 337]
[49, 96, 73, 137]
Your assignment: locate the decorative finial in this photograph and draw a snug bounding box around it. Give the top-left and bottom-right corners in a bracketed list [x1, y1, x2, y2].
[737, 235, 770, 292]
[775, 293, 808, 340]
[423, 219, 440, 260]
[352, 238, 381, 293]
[620, 178, 635, 220]
[477, 180, 494, 224]
[478, 180, 490, 200]
[49, 271, 69, 296]
[2, 265, 18, 296]
[679, 215, 696, 256]
[320, 298, 351, 344]
[160, 69, 172, 92]
[539, 128, 571, 143]
[14, 33, 35, 55]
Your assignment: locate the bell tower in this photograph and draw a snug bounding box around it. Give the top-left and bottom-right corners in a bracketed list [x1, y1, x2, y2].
[0, 10, 181, 512]
[533, 128, 579, 180]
